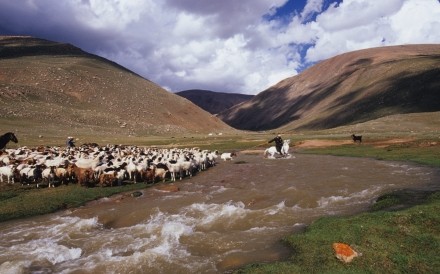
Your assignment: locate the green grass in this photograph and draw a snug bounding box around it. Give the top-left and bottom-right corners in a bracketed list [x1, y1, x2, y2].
[297, 139, 440, 167]
[0, 183, 149, 222]
[236, 191, 440, 274]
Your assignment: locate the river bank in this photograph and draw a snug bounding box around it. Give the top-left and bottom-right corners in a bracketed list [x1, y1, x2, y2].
[1, 138, 439, 273]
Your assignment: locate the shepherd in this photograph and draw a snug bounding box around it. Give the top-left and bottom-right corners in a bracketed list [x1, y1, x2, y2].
[66, 136, 75, 148]
[268, 134, 284, 155]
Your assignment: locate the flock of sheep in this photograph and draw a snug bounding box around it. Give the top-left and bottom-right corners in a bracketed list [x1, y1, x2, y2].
[0, 143, 233, 188]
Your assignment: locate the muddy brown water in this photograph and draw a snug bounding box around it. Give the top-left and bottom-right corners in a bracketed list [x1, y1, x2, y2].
[0, 153, 439, 273]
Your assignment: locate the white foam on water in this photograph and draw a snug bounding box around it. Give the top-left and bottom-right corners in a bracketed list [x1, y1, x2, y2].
[246, 226, 277, 232]
[25, 239, 82, 264]
[146, 212, 194, 257]
[265, 200, 287, 215]
[318, 186, 384, 208]
[1, 237, 82, 271]
[0, 216, 101, 273]
[186, 201, 248, 229]
[0, 260, 32, 274]
[210, 185, 229, 194]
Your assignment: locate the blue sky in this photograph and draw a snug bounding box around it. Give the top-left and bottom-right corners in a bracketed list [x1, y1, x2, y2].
[0, 0, 439, 94]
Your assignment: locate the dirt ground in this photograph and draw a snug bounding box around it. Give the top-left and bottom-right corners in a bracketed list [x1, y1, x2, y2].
[294, 138, 422, 148]
[241, 138, 419, 155]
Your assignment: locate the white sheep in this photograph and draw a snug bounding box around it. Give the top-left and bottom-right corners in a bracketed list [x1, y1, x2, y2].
[42, 166, 56, 188]
[220, 152, 237, 161]
[0, 165, 17, 184]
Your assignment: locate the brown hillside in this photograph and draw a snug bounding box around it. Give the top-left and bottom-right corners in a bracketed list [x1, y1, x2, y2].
[0, 36, 233, 140]
[218, 44, 440, 131]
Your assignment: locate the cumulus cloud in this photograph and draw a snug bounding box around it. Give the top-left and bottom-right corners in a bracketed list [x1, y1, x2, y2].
[0, 0, 439, 94]
[304, 0, 440, 63]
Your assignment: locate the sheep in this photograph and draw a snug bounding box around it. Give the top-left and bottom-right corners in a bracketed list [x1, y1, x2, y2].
[220, 152, 237, 161]
[207, 151, 218, 167]
[167, 160, 182, 181]
[0, 144, 221, 188]
[42, 166, 56, 187]
[115, 168, 127, 185]
[94, 161, 114, 179]
[72, 165, 95, 187]
[74, 155, 101, 169]
[19, 164, 44, 186]
[98, 171, 117, 187]
[154, 167, 169, 183]
[0, 155, 11, 165]
[194, 152, 208, 171]
[0, 165, 17, 184]
[125, 157, 138, 183]
[139, 167, 155, 184]
[54, 167, 68, 185]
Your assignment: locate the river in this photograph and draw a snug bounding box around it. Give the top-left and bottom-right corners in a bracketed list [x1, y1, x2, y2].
[0, 153, 439, 273]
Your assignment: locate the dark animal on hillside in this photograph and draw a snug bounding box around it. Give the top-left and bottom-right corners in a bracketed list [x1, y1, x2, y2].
[0, 132, 18, 150]
[351, 134, 362, 143]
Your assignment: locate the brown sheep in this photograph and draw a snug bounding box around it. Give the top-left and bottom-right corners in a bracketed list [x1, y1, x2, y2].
[98, 172, 117, 187]
[138, 168, 155, 184]
[72, 165, 95, 187]
[154, 167, 169, 183]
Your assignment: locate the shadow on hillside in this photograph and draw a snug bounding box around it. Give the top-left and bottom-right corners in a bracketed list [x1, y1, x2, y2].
[221, 54, 440, 131]
[301, 65, 440, 129]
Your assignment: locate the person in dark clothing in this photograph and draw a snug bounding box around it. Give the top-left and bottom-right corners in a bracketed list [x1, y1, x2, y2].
[268, 134, 284, 155]
[66, 137, 75, 148]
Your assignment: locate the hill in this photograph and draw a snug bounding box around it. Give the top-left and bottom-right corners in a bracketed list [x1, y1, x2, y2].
[218, 44, 440, 131]
[0, 36, 233, 142]
[176, 89, 253, 115]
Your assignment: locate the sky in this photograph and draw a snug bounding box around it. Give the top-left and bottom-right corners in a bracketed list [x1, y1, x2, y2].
[0, 0, 439, 95]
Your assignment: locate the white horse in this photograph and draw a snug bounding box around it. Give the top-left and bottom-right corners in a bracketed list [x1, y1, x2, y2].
[264, 139, 293, 159]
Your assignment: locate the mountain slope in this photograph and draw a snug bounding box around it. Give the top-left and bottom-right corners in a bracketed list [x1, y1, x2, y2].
[0, 36, 233, 138]
[218, 44, 440, 131]
[176, 89, 253, 115]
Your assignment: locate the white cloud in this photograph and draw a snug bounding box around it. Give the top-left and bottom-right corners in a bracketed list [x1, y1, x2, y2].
[301, 0, 324, 21]
[304, 0, 440, 63]
[0, 0, 439, 94]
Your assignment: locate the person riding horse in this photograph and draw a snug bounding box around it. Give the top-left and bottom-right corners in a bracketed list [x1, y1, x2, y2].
[268, 134, 284, 155]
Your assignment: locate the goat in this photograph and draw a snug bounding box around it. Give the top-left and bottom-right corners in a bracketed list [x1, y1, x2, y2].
[351, 134, 362, 143]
